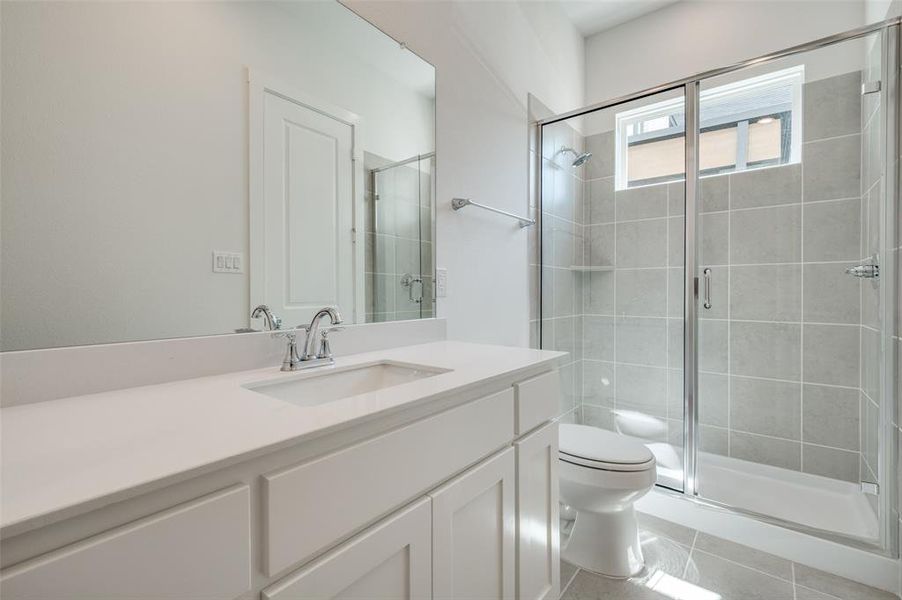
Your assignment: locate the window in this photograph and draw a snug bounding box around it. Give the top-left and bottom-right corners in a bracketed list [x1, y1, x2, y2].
[615, 66, 803, 190]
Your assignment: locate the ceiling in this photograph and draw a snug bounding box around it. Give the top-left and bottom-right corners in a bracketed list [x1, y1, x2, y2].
[559, 0, 680, 37]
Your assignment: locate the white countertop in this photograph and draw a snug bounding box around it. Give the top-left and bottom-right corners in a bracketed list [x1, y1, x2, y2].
[1, 341, 564, 536]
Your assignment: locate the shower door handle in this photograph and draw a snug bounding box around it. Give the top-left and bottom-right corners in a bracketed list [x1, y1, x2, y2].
[703, 268, 712, 309]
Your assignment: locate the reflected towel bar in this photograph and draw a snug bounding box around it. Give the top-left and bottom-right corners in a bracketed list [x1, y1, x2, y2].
[451, 198, 535, 228]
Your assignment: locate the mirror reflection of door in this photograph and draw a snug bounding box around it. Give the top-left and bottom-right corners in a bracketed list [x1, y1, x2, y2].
[250, 82, 362, 327]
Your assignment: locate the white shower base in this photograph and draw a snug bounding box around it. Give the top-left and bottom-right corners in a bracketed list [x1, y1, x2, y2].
[629, 441, 897, 594]
[645, 441, 879, 541]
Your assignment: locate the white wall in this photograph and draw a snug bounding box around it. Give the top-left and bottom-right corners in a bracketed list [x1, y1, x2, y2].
[344, 0, 584, 346]
[585, 1, 866, 105]
[1, 1, 434, 350]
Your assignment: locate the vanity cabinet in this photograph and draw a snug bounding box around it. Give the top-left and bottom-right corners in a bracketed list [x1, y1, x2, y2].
[432, 448, 516, 599]
[1, 368, 561, 600]
[263, 498, 432, 600]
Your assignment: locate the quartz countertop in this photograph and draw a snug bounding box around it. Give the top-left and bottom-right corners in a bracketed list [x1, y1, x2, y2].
[1, 341, 564, 536]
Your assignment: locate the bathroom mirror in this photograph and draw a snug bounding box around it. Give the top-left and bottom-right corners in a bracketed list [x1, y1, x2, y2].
[0, 1, 436, 351]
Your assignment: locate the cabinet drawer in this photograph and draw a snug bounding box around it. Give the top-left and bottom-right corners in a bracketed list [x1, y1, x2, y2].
[263, 498, 431, 600]
[0, 485, 251, 600]
[513, 370, 560, 434]
[263, 388, 515, 575]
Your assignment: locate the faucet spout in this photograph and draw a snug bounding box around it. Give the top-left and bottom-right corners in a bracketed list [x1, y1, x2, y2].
[251, 304, 281, 331]
[303, 307, 343, 360]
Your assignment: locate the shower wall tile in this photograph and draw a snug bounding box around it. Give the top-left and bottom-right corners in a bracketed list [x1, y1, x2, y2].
[584, 131, 615, 180]
[861, 326, 880, 401]
[803, 71, 861, 141]
[699, 426, 729, 455]
[615, 269, 667, 317]
[667, 176, 730, 215]
[731, 376, 801, 440]
[552, 316, 575, 356]
[552, 268, 575, 317]
[802, 198, 861, 262]
[730, 163, 801, 209]
[614, 184, 667, 221]
[699, 320, 728, 374]
[730, 265, 801, 322]
[802, 384, 859, 451]
[802, 263, 859, 324]
[588, 177, 615, 224]
[700, 372, 729, 427]
[614, 316, 667, 366]
[616, 218, 668, 267]
[583, 315, 615, 361]
[731, 431, 801, 471]
[668, 217, 684, 266]
[584, 271, 615, 315]
[802, 324, 859, 387]
[587, 223, 615, 267]
[802, 444, 860, 483]
[802, 134, 861, 201]
[615, 364, 668, 417]
[580, 403, 615, 431]
[730, 205, 801, 264]
[667, 318, 683, 368]
[583, 360, 615, 406]
[667, 268, 685, 318]
[395, 237, 419, 274]
[700, 212, 729, 266]
[731, 321, 801, 381]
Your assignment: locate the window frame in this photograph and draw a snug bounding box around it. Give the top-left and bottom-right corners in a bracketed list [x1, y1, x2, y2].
[614, 65, 804, 190]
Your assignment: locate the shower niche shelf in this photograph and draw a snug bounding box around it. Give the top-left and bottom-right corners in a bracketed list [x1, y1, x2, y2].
[568, 265, 614, 272]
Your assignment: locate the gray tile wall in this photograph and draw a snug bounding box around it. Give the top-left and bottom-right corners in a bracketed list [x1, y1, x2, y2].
[536, 72, 874, 486]
[364, 152, 434, 323]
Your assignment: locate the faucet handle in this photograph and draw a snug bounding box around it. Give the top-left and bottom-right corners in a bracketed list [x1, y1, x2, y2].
[316, 327, 344, 359]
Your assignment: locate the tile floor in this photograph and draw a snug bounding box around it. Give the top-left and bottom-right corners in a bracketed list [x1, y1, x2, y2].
[560, 513, 897, 600]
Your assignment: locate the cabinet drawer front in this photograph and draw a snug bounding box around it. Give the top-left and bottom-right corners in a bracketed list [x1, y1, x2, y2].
[264, 389, 515, 575]
[0, 485, 251, 600]
[514, 370, 560, 434]
[263, 498, 431, 600]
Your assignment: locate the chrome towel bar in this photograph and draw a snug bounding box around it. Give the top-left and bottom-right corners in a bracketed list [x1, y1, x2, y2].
[451, 197, 535, 228]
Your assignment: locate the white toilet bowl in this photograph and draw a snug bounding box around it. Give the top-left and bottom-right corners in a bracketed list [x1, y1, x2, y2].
[559, 424, 656, 578]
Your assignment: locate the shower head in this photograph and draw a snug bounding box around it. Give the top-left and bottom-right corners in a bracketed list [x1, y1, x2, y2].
[560, 146, 592, 167]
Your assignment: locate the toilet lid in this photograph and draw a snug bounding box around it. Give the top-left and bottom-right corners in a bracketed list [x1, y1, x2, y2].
[559, 424, 655, 469]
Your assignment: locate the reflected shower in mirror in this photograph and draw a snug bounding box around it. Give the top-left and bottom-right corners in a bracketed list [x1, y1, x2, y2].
[1, 1, 436, 351]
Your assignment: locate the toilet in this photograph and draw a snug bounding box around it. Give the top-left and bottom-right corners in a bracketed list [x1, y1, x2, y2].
[558, 423, 657, 578]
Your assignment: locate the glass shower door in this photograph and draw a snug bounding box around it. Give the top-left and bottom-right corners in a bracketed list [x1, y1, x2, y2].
[694, 30, 887, 542]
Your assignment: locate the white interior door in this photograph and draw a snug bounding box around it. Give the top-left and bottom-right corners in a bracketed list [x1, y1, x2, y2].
[253, 86, 357, 326]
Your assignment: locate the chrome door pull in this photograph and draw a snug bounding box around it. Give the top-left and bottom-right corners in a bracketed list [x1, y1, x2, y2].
[703, 268, 712, 309]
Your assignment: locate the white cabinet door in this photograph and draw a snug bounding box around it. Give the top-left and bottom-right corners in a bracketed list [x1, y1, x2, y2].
[431, 448, 516, 600]
[262, 498, 431, 600]
[515, 422, 560, 600]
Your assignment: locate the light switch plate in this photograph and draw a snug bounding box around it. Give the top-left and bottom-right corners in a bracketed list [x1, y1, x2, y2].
[436, 267, 448, 297]
[213, 251, 244, 274]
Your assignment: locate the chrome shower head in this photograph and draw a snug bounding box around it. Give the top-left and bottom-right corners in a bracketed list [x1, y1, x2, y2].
[560, 146, 592, 167]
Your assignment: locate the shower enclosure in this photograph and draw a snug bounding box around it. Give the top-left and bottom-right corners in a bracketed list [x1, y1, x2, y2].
[365, 152, 435, 322]
[536, 20, 899, 554]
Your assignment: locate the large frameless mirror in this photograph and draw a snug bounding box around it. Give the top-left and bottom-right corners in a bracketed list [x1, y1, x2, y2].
[1, 0, 436, 351]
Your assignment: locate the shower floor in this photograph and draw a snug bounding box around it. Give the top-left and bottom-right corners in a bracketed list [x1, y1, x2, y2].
[643, 439, 879, 541]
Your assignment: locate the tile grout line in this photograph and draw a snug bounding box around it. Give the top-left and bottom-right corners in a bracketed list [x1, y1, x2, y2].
[681, 530, 699, 579]
[559, 565, 580, 599]
[791, 561, 797, 600]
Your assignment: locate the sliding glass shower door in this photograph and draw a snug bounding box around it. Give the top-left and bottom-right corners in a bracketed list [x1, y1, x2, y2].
[695, 29, 890, 543]
[539, 21, 898, 549]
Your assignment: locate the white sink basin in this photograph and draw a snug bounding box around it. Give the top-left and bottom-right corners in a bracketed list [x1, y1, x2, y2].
[244, 361, 450, 407]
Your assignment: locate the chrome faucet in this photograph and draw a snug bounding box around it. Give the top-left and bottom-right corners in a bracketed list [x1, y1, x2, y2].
[272, 307, 344, 372]
[251, 304, 282, 331]
[302, 307, 343, 360]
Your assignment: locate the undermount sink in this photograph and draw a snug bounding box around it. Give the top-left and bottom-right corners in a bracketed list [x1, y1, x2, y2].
[244, 361, 451, 407]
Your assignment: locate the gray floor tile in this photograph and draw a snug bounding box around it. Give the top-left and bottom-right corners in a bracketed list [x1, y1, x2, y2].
[793, 563, 898, 600]
[795, 585, 842, 600]
[686, 550, 795, 599]
[693, 533, 792, 581]
[561, 560, 579, 591]
[636, 512, 697, 546]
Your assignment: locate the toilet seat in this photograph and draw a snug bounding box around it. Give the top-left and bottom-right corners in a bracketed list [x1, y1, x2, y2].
[559, 424, 655, 472]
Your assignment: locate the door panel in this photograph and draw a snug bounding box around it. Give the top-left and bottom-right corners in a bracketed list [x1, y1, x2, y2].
[258, 90, 355, 325]
[262, 498, 431, 600]
[431, 448, 516, 600]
